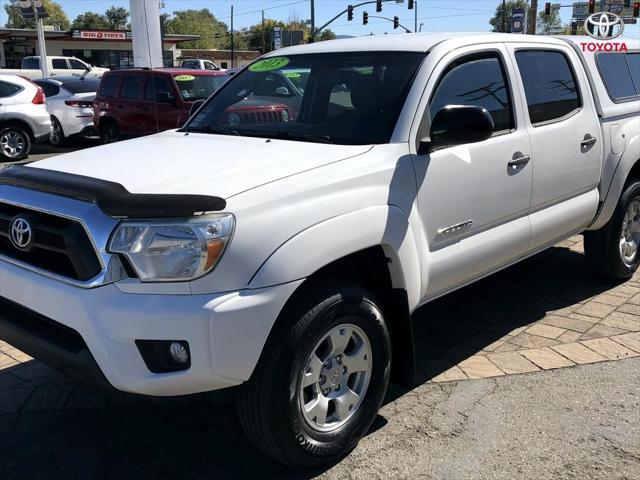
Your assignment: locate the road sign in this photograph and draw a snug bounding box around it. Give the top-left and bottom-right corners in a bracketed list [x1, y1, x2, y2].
[511, 8, 527, 33]
[273, 27, 282, 50]
[573, 1, 635, 20]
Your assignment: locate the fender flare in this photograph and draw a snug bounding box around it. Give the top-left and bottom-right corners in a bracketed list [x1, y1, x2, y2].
[590, 134, 640, 231]
[248, 204, 423, 312]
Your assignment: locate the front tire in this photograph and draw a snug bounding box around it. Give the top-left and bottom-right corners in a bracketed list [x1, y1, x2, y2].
[99, 121, 119, 144]
[50, 117, 66, 147]
[0, 126, 31, 161]
[585, 178, 640, 280]
[237, 279, 391, 467]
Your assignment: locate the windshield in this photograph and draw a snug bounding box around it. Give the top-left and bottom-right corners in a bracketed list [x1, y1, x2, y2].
[174, 74, 228, 101]
[184, 52, 425, 145]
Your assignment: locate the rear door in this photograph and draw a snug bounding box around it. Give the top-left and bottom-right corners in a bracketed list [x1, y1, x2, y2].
[118, 74, 146, 135]
[507, 44, 601, 251]
[142, 73, 183, 133]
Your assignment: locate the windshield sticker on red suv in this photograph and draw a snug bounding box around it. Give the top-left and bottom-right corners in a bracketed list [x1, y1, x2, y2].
[175, 74, 196, 81]
[249, 57, 290, 72]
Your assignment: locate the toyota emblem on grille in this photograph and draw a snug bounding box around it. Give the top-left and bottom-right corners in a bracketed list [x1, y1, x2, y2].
[584, 12, 624, 40]
[9, 217, 33, 250]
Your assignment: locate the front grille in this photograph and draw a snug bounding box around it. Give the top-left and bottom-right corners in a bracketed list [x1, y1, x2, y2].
[0, 202, 102, 281]
[240, 109, 286, 125]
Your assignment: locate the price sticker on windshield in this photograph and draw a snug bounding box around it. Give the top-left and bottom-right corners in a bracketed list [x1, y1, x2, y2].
[249, 57, 290, 72]
[175, 74, 196, 81]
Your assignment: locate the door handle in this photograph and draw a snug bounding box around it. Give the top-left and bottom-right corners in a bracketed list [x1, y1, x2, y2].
[508, 152, 531, 170]
[581, 134, 597, 149]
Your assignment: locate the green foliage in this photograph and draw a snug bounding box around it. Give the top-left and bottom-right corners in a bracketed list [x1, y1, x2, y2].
[71, 11, 109, 30]
[164, 9, 228, 49]
[105, 6, 129, 30]
[4, 0, 70, 30]
[489, 0, 529, 33]
[537, 3, 562, 35]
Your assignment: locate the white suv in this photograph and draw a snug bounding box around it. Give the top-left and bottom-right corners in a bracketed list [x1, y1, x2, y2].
[0, 74, 51, 161]
[0, 34, 638, 466]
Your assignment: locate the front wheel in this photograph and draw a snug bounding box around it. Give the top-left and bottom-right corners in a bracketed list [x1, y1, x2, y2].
[237, 280, 391, 467]
[99, 121, 119, 144]
[50, 117, 66, 147]
[585, 178, 640, 280]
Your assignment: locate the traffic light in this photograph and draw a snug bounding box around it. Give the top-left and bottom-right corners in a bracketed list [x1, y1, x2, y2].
[634, 2, 640, 17]
[623, 0, 630, 8]
[376, 0, 382, 13]
[588, 0, 596, 13]
[408, 0, 414, 9]
[393, 16, 399, 29]
[544, 2, 551, 15]
[363, 11, 368, 25]
[347, 4, 353, 21]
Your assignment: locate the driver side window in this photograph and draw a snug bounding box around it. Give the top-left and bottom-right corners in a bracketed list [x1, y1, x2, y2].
[430, 53, 515, 133]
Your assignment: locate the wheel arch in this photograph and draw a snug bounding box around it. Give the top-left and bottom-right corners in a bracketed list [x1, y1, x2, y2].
[590, 134, 640, 231]
[0, 118, 35, 140]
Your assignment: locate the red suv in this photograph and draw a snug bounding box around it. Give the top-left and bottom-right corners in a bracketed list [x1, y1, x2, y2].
[93, 68, 229, 143]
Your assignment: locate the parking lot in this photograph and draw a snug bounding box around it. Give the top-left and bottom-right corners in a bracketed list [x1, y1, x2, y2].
[0, 145, 638, 479]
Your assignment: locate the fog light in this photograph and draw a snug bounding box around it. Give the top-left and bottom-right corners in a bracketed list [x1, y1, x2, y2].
[170, 341, 189, 364]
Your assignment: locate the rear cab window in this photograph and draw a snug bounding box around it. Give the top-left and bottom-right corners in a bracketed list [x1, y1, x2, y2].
[514, 50, 581, 125]
[51, 59, 68, 70]
[596, 52, 640, 102]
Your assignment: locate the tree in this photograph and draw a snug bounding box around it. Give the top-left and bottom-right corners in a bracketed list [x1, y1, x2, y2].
[105, 6, 129, 30]
[489, 0, 528, 33]
[318, 29, 337, 42]
[537, 3, 562, 35]
[71, 12, 109, 30]
[245, 19, 288, 52]
[4, 0, 70, 30]
[164, 9, 228, 49]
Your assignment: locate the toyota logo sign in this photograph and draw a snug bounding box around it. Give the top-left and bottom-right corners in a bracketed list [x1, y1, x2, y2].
[584, 12, 624, 40]
[9, 216, 33, 250]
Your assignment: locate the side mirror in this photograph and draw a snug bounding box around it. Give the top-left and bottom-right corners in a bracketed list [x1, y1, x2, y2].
[189, 99, 205, 117]
[419, 105, 494, 154]
[156, 92, 173, 104]
[275, 86, 291, 96]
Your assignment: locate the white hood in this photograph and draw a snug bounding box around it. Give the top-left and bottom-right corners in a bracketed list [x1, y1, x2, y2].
[31, 130, 372, 198]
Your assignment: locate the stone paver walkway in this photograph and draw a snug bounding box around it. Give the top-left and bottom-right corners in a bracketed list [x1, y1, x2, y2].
[0, 236, 638, 413]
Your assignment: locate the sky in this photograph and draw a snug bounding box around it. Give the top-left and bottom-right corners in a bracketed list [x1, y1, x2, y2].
[1, 0, 637, 38]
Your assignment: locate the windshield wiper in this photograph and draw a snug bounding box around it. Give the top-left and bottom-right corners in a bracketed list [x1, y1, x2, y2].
[180, 125, 239, 136]
[234, 130, 334, 144]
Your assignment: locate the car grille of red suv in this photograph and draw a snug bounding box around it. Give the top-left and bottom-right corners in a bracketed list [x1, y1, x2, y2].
[239, 110, 287, 125]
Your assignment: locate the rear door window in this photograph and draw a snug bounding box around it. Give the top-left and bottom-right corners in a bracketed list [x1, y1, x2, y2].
[596, 52, 640, 101]
[430, 53, 515, 133]
[35, 81, 60, 97]
[121, 75, 144, 99]
[515, 50, 581, 124]
[98, 74, 119, 97]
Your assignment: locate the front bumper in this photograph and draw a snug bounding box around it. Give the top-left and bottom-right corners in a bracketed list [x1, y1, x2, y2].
[0, 258, 302, 396]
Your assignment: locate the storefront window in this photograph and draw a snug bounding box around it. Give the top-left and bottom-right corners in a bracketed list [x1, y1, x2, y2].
[63, 49, 134, 69]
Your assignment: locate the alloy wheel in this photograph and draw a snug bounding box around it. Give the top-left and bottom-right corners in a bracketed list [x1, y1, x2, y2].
[50, 120, 63, 146]
[0, 130, 26, 159]
[620, 196, 640, 266]
[298, 323, 373, 433]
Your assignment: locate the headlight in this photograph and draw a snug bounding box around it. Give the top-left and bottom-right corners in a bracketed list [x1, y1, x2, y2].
[228, 112, 241, 126]
[108, 214, 234, 282]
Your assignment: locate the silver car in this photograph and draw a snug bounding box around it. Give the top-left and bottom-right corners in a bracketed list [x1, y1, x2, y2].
[0, 74, 52, 161]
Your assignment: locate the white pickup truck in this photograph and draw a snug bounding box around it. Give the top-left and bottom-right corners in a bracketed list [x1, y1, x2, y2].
[0, 33, 638, 467]
[0, 56, 108, 79]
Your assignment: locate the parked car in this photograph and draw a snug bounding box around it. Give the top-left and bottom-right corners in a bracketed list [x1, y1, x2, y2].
[0, 34, 639, 467]
[179, 58, 220, 70]
[34, 77, 100, 146]
[0, 74, 51, 161]
[93, 68, 229, 143]
[0, 56, 108, 80]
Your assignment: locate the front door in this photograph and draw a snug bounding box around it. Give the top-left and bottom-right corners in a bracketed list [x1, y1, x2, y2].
[412, 45, 533, 299]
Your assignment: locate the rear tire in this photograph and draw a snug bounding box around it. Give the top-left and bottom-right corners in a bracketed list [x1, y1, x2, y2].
[0, 126, 31, 161]
[50, 117, 66, 147]
[585, 179, 640, 280]
[99, 120, 119, 144]
[237, 279, 391, 467]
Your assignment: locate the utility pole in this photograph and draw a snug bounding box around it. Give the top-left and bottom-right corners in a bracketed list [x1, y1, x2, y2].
[35, 16, 48, 78]
[310, 0, 316, 43]
[501, 0, 507, 32]
[130, 0, 163, 67]
[414, 0, 418, 33]
[18, 0, 48, 77]
[261, 10, 266, 53]
[230, 5, 234, 68]
[528, 0, 538, 34]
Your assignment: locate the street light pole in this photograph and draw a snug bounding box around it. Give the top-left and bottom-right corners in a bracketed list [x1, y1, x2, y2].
[310, 0, 316, 43]
[230, 5, 234, 68]
[415, 0, 418, 33]
[262, 10, 266, 53]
